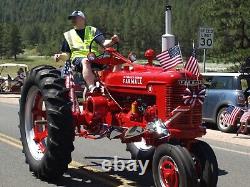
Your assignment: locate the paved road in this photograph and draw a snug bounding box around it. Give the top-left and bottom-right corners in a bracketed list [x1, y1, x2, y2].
[0, 102, 250, 187]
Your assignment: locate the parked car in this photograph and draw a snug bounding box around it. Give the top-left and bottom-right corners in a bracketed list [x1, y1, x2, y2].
[202, 72, 250, 133]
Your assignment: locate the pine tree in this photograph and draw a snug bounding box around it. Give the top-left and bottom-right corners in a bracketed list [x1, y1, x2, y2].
[200, 0, 250, 51]
[0, 0, 249, 62]
[1, 24, 9, 58]
[6, 24, 24, 60]
[0, 25, 4, 58]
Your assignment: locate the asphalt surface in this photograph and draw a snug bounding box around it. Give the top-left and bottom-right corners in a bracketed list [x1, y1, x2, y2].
[0, 102, 250, 187]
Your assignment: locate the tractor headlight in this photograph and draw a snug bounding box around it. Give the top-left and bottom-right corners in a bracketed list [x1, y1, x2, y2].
[147, 119, 170, 138]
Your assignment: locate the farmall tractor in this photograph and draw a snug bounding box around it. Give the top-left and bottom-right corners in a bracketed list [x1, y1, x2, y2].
[19, 33, 218, 187]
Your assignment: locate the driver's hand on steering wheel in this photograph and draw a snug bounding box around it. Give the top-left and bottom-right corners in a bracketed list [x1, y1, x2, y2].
[111, 35, 119, 44]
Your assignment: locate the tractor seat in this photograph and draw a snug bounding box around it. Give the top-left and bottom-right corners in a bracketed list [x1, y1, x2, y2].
[91, 63, 107, 71]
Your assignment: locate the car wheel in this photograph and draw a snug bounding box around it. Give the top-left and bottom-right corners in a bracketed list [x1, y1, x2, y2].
[217, 107, 236, 133]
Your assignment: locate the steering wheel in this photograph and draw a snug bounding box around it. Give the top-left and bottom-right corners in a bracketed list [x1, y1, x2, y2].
[89, 32, 119, 59]
[88, 33, 119, 70]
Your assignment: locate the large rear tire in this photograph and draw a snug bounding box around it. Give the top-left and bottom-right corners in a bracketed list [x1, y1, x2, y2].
[191, 140, 218, 187]
[19, 65, 74, 180]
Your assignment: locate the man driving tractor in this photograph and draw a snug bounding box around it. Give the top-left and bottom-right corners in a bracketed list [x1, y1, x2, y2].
[54, 10, 119, 92]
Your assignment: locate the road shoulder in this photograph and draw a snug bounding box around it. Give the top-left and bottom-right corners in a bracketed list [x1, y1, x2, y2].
[0, 94, 20, 105]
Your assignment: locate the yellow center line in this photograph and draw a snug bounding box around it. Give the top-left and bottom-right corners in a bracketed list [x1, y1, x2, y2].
[0, 132, 22, 146]
[0, 132, 134, 187]
[0, 135, 23, 149]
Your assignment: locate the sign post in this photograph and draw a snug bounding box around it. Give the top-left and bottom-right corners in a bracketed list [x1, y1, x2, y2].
[198, 27, 214, 72]
[203, 49, 206, 73]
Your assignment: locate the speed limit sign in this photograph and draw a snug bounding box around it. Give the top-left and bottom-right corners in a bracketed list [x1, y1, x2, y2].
[198, 27, 214, 49]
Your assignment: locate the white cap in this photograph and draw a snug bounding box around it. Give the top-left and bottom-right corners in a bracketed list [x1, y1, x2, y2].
[68, 10, 85, 20]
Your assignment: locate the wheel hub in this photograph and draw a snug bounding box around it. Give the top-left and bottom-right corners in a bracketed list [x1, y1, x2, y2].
[158, 156, 179, 187]
[219, 111, 230, 129]
[25, 86, 48, 160]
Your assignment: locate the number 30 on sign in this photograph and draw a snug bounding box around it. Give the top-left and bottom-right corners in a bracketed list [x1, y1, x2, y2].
[198, 27, 214, 49]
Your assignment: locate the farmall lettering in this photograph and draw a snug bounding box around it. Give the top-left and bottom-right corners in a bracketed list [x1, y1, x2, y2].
[123, 76, 143, 85]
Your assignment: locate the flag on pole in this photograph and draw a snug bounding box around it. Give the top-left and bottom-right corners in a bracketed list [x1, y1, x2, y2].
[185, 48, 200, 76]
[156, 45, 183, 71]
[240, 110, 250, 123]
[222, 105, 243, 126]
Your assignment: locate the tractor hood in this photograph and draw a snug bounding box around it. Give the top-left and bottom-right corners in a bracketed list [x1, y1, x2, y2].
[104, 64, 200, 89]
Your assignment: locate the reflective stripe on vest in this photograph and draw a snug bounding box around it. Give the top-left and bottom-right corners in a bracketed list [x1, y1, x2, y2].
[64, 26, 100, 60]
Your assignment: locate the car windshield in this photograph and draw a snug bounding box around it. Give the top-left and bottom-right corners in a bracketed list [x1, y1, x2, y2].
[205, 76, 234, 90]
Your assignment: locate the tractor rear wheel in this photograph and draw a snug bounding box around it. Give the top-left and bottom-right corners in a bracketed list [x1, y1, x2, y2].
[152, 144, 192, 187]
[191, 140, 218, 187]
[19, 65, 74, 180]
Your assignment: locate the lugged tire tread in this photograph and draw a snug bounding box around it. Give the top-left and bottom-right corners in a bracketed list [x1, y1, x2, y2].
[19, 65, 74, 180]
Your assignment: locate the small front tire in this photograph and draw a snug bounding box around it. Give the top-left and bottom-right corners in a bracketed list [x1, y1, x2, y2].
[191, 140, 218, 187]
[152, 144, 190, 187]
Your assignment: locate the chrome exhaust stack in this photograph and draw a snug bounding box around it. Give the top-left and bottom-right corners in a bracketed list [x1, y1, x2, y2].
[162, 5, 175, 51]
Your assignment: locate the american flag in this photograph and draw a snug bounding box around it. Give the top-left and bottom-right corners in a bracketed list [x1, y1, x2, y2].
[63, 61, 71, 75]
[185, 48, 200, 76]
[156, 45, 183, 71]
[240, 110, 250, 123]
[222, 105, 243, 125]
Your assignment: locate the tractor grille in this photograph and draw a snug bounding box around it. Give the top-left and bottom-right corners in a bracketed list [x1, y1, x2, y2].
[166, 86, 202, 128]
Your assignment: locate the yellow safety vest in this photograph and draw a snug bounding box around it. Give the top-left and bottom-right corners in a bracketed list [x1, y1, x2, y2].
[64, 26, 100, 61]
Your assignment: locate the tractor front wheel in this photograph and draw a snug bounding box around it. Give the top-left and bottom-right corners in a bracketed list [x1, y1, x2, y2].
[152, 144, 194, 187]
[19, 66, 74, 180]
[191, 140, 218, 187]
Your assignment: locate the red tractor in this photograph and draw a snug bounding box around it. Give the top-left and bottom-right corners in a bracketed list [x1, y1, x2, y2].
[19, 34, 218, 187]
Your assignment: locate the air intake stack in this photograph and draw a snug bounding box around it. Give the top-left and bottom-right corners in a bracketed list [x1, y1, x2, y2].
[162, 5, 175, 51]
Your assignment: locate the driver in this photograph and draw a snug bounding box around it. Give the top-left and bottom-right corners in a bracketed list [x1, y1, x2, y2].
[54, 10, 119, 92]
